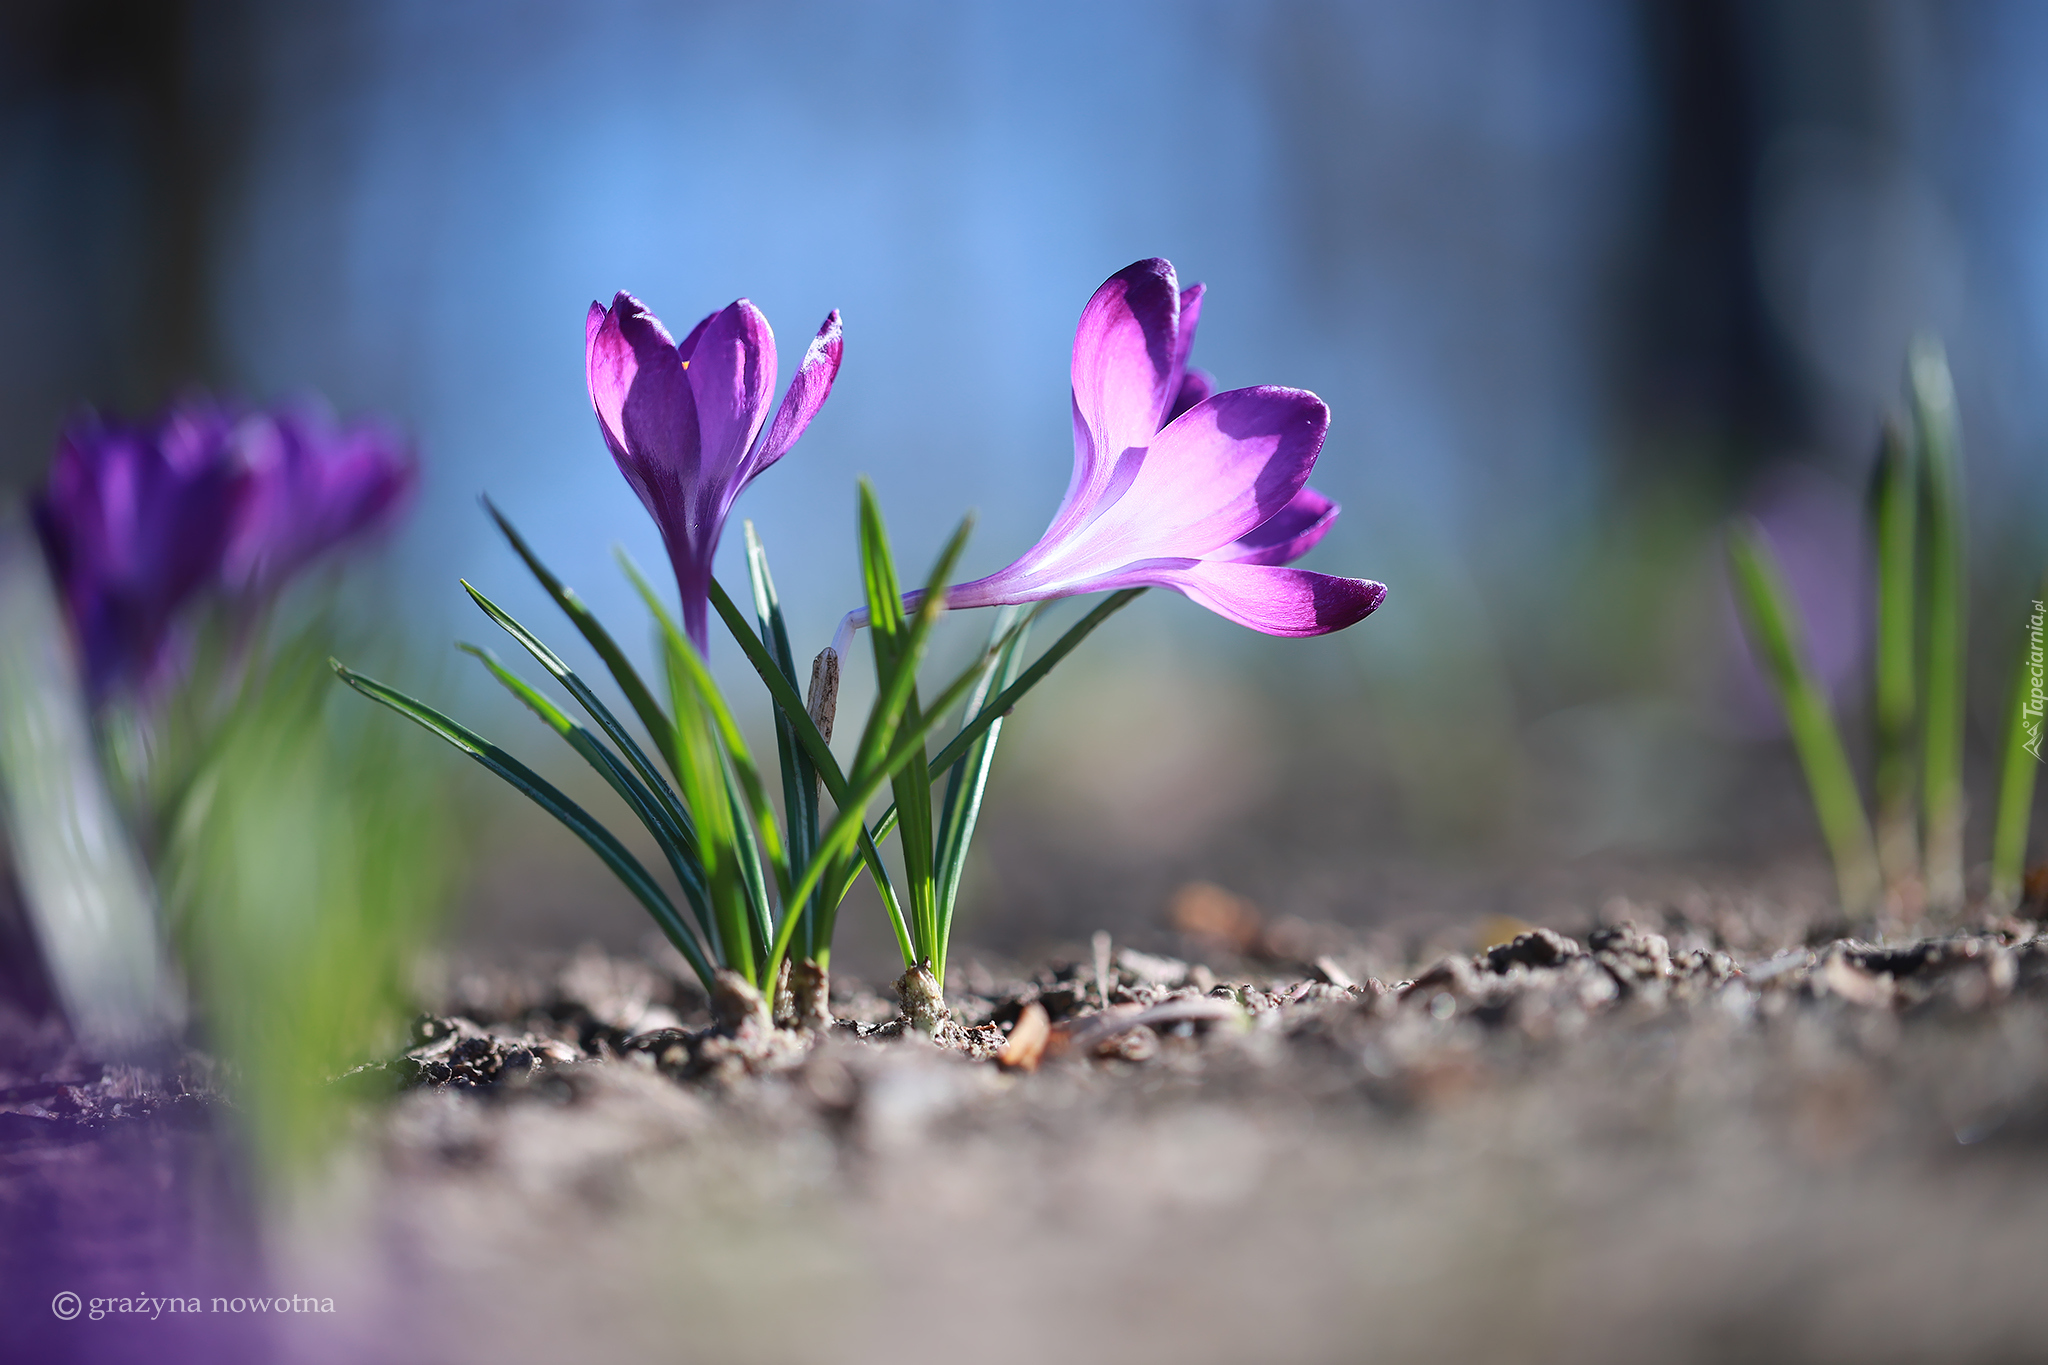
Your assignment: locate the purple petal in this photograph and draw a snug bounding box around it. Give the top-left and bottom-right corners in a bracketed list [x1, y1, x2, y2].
[1044, 385, 1327, 574]
[744, 309, 842, 483]
[686, 299, 777, 489]
[34, 405, 249, 699]
[1171, 282, 1205, 395]
[1214, 486, 1339, 566]
[1142, 560, 1387, 637]
[1166, 367, 1215, 425]
[586, 293, 698, 481]
[225, 403, 416, 592]
[1049, 260, 1183, 542]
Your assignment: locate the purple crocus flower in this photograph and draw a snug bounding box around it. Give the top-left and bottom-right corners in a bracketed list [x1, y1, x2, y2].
[32, 401, 251, 702]
[937, 258, 1384, 636]
[587, 292, 844, 650]
[222, 400, 416, 596]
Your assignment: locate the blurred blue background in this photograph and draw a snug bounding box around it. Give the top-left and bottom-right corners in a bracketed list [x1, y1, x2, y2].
[6, 0, 2048, 965]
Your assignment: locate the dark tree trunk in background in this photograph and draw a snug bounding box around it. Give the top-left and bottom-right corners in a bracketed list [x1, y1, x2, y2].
[1618, 0, 1902, 490]
[0, 0, 250, 489]
[1620, 0, 1802, 484]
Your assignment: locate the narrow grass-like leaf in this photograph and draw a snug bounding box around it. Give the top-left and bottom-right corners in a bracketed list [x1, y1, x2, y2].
[764, 561, 1009, 990]
[331, 661, 715, 986]
[763, 631, 1013, 990]
[858, 482, 941, 965]
[462, 578, 694, 853]
[1912, 338, 1968, 913]
[923, 589, 1143, 777]
[706, 577, 911, 957]
[1727, 522, 1881, 916]
[457, 642, 717, 945]
[744, 523, 822, 959]
[655, 634, 750, 975]
[483, 498, 682, 785]
[620, 554, 791, 903]
[1870, 418, 1919, 902]
[930, 605, 1031, 985]
[1991, 579, 2048, 911]
[859, 587, 1142, 855]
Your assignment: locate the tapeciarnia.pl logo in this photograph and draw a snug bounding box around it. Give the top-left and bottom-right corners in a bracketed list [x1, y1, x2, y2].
[2024, 599, 2045, 762]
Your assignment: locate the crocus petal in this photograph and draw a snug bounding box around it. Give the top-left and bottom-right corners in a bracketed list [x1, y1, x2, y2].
[686, 299, 777, 488]
[744, 309, 842, 484]
[34, 406, 249, 699]
[1137, 559, 1386, 637]
[1215, 486, 1339, 566]
[586, 293, 698, 480]
[1166, 367, 1215, 425]
[1171, 283, 1205, 396]
[1050, 260, 1182, 541]
[1037, 385, 1327, 578]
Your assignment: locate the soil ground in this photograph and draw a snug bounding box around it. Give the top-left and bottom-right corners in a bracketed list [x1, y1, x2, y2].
[7, 889, 2048, 1365]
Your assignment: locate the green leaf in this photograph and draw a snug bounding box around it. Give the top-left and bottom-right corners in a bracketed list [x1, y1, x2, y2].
[706, 578, 912, 961]
[331, 660, 715, 986]
[764, 578, 1015, 991]
[744, 523, 822, 959]
[857, 587, 1140, 857]
[857, 482, 941, 964]
[461, 578, 694, 854]
[655, 627, 751, 975]
[457, 642, 718, 947]
[483, 498, 683, 786]
[1911, 337, 1968, 912]
[1869, 418, 1919, 904]
[922, 589, 1142, 777]
[1727, 522, 1881, 916]
[620, 555, 792, 902]
[930, 605, 1032, 985]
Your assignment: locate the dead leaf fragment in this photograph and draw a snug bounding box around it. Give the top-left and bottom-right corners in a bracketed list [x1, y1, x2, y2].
[997, 1002, 1050, 1072]
[1168, 881, 1262, 952]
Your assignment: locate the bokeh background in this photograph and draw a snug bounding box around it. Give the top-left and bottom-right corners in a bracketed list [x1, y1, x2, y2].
[6, 0, 2047, 978]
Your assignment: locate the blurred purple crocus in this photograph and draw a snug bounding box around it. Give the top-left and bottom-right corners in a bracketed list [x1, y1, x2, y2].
[223, 400, 415, 596]
[587, 292, 843, 650]
[33, 402, 250, 702]
[935, 258, 1384, 636]
[32, 394, 416, 704]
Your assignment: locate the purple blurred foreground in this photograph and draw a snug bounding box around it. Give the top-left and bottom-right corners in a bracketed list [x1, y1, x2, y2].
[0, 947, 270, 1365]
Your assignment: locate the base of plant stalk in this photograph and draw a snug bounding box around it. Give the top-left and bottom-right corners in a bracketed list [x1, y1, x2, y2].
[894, 959, 960, 1043]
[774, 958, 832, 1033]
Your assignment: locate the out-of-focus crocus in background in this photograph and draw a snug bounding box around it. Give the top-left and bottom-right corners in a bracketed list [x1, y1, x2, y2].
[32, 392, 414, 715]
[223, 398, 416, 599]
[32, 400, 249, 705]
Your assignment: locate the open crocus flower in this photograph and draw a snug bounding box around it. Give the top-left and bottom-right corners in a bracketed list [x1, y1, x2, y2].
[223, 400, 416, 596]
[32, 401, 251, 701]
[587, 291, 843, 649]
[937, 258, 1384, 636]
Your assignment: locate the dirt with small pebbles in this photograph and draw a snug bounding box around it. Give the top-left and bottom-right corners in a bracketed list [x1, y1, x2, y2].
[10, 900, 2048, 1364]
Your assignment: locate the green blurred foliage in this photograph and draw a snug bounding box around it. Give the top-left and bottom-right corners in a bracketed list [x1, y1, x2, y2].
[162, 620, 458, 1189]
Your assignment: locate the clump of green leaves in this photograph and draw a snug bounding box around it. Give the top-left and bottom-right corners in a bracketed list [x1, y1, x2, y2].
[1728, 338, 2043, 920]
[337, 484, 1133, 1015]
